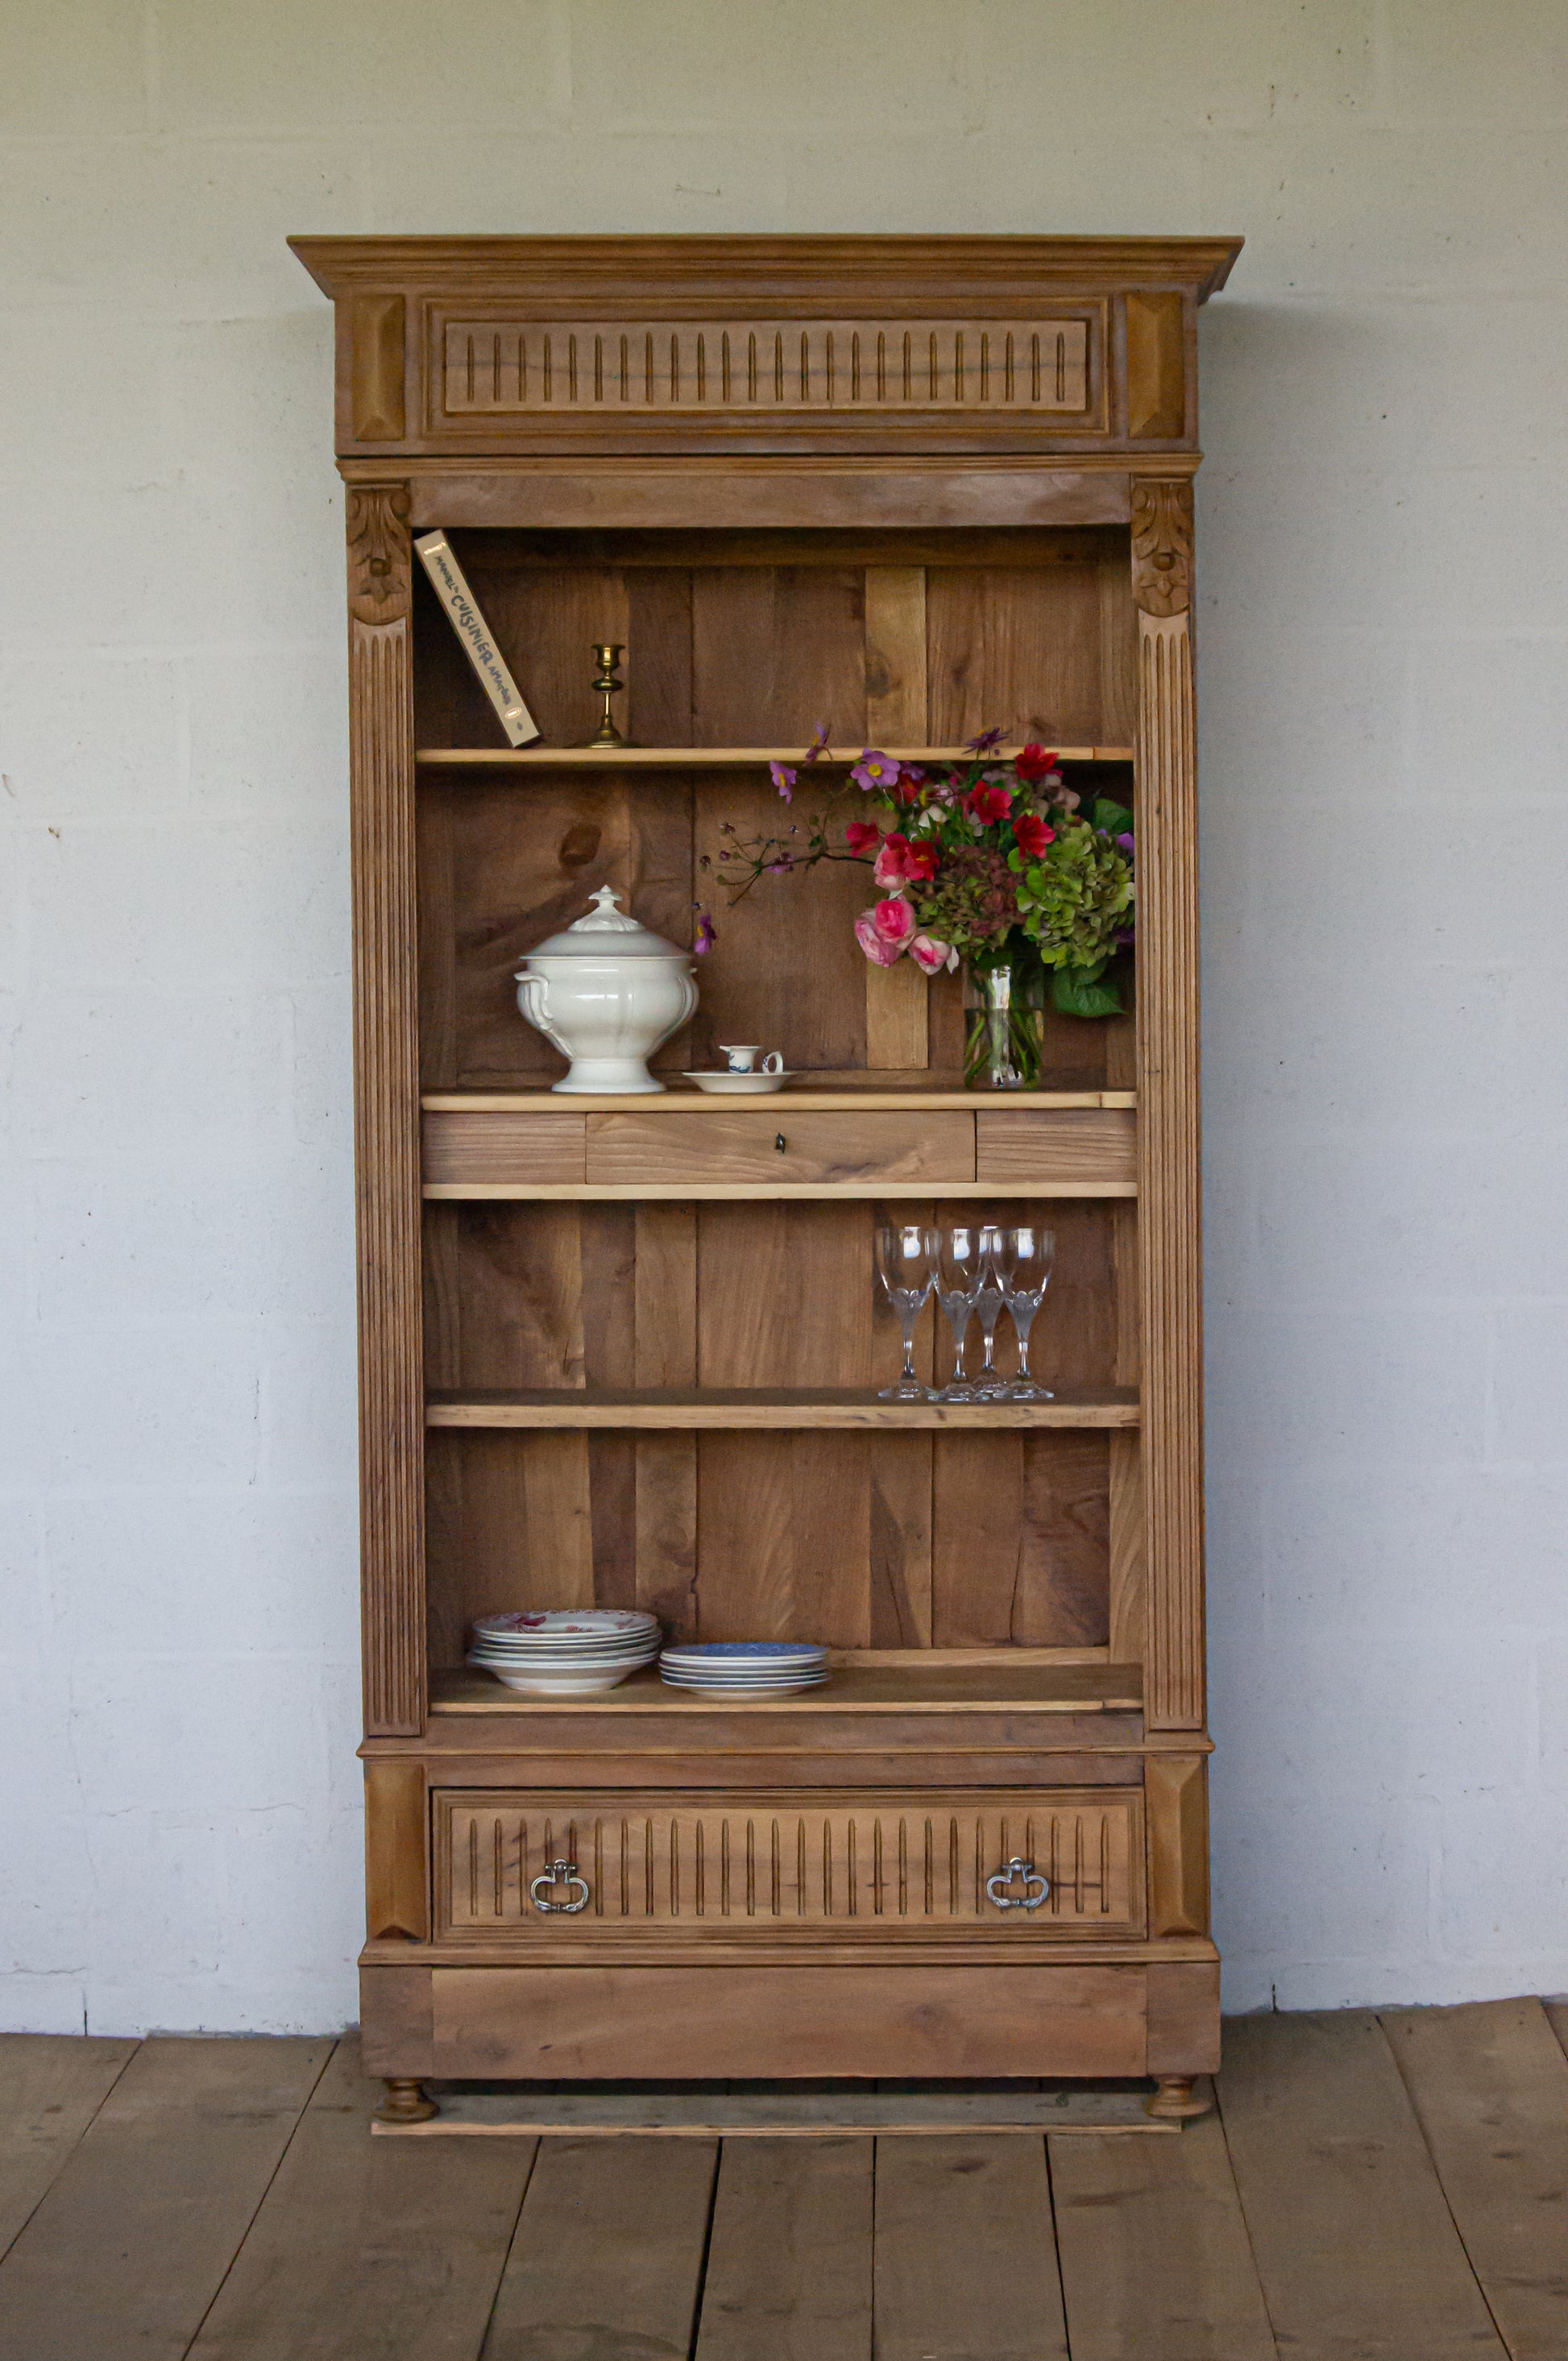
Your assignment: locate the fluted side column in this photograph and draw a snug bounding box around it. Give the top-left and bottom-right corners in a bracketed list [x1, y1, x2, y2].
[346, 483, 425, 1737]
[1131, 478, 1205, 1732]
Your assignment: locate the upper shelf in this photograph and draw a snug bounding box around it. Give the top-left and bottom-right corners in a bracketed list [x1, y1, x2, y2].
[416, 744, 1136, 770]
[426, 1386, 1139, 1432]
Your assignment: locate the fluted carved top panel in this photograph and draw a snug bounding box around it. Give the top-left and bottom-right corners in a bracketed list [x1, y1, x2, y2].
[441, 317, 1091, 419]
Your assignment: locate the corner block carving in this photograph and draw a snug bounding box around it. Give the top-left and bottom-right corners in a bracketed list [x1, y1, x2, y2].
[347, 483, 413, 624]
[1130, 479, 1194, 616]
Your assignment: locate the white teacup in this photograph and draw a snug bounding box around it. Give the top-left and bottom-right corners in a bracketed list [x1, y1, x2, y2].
[719, 1044, 784, 1075]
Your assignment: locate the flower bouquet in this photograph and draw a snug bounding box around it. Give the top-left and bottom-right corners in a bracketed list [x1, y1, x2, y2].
[698, 730, 1135, 1089]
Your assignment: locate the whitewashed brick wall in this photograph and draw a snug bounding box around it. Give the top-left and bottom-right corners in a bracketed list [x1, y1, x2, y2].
[1, 0, 1564, 2031]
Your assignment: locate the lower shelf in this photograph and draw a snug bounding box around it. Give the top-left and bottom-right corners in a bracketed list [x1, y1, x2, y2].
[425, 1386, 1139, 1430]
[431, 1662, 1143, 1714]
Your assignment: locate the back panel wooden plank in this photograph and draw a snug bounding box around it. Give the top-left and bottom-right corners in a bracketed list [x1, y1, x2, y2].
[932, 1432, 1110, 1647]
[481, 2135, 716, 2361]
[0, 2036, 330, 2361]
[696, 2138, 873, 2361]
[1050, 2114, 1276, 2360]
[1218, 2012, 1506, 2361]
[1383, 1998, 1568, 2361]
[0, 2035, 136, 2261]
[927, 562, 1106, 745]
[187, 2038, 532, 2361]
[874, 2136, 1069, 2361]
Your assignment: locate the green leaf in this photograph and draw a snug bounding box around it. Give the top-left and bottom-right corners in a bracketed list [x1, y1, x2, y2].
[1093, 797, 1133, 836]
[1052, 960, 1123, 1019]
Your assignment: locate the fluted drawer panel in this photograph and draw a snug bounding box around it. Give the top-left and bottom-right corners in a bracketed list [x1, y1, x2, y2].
[434, 1788, 1143, 1940]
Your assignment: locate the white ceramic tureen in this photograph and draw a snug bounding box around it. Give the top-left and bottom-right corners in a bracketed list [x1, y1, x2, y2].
[514, 886, 699, 1094]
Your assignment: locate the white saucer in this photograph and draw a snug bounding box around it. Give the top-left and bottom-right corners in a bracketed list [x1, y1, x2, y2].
[682, 1071, 794, 1094]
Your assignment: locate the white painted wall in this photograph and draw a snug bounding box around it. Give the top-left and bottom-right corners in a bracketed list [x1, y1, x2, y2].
[2, 1, 1564, 2033]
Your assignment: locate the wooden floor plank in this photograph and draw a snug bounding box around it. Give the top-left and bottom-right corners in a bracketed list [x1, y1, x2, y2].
[0, 2034, 330, 2361]
[874, 2135, 1068, 2360]
[188, 2036, 534, 2361]
[1218, 2013, 1506, 2361]
[482, 2135, 716, 2360]
[1049, 2107, 1277, 2360]
[695, 2138, 873, 2361]
[1383, 1999, 1568, 2361]
[0, 2033, 138, 2260]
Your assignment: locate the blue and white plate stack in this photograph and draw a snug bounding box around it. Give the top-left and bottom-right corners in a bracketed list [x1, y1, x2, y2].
[657, 1640, 829, 1698]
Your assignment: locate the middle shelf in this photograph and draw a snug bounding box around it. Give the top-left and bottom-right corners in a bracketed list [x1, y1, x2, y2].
[425, 1387, 1139, 1430]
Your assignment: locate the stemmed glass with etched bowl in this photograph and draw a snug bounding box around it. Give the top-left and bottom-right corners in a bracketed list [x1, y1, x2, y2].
[874, 1223, 938, 1400]
[933, 1224, 987, 1402]
[998, 1222, 1056, 1400]
[971, 1225, 1013, 1400]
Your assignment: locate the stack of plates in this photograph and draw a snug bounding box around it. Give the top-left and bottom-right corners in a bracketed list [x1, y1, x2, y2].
[467, 1608, 661, 1695]
[658, 1641, 829, 1698]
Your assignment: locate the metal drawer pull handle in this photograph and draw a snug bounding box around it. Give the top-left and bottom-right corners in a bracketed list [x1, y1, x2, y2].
[985, 1857, 1050, 1911]
[529, 1859, 591, 1914]
[775, 1132, 786, 1151]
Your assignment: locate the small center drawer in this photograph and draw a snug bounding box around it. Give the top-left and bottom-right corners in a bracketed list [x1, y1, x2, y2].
[434, 1787, 1144, 1941]
[585, 1110, 975, 1188]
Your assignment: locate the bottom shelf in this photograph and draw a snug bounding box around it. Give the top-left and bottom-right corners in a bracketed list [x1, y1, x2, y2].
[430, 1661, 1143, 1715]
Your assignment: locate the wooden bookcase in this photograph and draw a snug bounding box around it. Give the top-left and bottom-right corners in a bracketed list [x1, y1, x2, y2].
[291, 234, 1239, 2119]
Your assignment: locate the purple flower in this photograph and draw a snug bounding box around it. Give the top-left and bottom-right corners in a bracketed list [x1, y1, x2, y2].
[803, 722, 832, 765]
[769, 761, 797, 803]
[693, 907, 716, 956]
[1117, 831, 1135, 854]
[851, 749, 902, 794]
[964, 726, 1005, 754]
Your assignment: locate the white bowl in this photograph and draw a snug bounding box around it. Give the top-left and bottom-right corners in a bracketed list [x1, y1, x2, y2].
[682, 1071, 794, 1094]
[468, 1660, 651, 1695]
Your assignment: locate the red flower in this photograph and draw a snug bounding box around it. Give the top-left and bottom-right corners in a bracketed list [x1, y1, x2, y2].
[1012, 814, 1055, 859]
[873, 830, 939, 886]
[1014, 744, 1060, 784]
[964, 781, 1014, 824]
[844, 820, 882, 855]
[894, 763, 927, 804]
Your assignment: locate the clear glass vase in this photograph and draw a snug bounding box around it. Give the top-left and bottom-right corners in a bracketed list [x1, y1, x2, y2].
[963, 965, 1043, 1091]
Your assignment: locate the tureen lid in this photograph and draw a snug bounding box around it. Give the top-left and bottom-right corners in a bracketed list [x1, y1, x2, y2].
[521, 886, 691, 962]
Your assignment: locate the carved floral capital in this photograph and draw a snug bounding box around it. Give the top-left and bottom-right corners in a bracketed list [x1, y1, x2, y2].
[1130, 479, 1193, 619]
[347, 483, 413, 625]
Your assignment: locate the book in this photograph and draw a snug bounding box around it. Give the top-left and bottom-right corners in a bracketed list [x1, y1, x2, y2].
[413, 529, 540, 746]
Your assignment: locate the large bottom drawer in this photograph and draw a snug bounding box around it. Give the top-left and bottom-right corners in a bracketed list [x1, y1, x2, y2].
[434, 1787, 1146, 1944]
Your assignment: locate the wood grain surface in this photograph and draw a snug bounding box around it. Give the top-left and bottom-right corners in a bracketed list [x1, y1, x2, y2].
[874, 2137, 1070, 2359]
[186, 2039, 531, 2361]
[1383, 1998, 1568, 2361]
[0, 2037, 330, 2361]
[1219, 2012, 1506, 2360]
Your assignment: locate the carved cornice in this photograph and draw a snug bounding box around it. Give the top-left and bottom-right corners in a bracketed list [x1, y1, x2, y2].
[1131, 479, 1194, 618]
[292, 234, 1244, 305]
[346, 483, 412, 624]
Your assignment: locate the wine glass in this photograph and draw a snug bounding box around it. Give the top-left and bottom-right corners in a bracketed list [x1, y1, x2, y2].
[934, 1225, 985, 1402]
[875, 1224, 937, 1400]
[1000, 1223, 1056, 1400]
[971, 1225, 1011, 1400]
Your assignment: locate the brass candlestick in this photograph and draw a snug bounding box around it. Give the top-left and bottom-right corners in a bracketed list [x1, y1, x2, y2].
[588, 641, 627, 747]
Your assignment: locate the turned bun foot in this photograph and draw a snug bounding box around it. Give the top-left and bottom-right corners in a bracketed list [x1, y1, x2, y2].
[1144, 2075, 1211, 2122]
[375, 2077, 438, 2124]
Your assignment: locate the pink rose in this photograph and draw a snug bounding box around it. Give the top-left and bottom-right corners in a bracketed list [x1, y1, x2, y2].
[873, 831, 939, 886]
[854, 897, 915, 966]
[910, 933, 956, 975]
